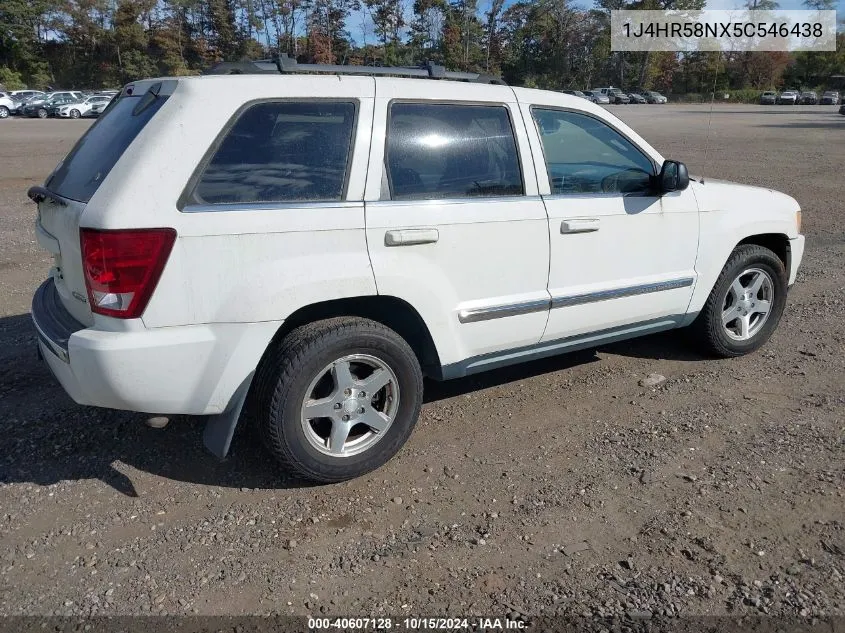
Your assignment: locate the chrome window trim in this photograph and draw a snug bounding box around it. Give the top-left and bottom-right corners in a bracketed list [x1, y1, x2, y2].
[458, 298, 550, 324]
[182, 201, 363, 213]
[551, 277, 694, 309]
[457, 277, 694, 324]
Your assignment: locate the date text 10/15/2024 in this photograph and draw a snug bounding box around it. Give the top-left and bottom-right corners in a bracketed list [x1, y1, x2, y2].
[308, 617, 527, 630]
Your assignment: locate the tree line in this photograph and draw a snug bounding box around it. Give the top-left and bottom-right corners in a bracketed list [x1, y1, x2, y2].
[1, 0, 843, 95]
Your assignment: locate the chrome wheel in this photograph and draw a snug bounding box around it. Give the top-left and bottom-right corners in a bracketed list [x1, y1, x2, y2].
[0, 107, 8, 119]
[721, 267, 774, 341]
[70, 109, 80, 119]
[300, 354, 400, 458]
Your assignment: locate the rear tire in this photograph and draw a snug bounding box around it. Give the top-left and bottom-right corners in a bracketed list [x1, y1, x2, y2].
[691, 244, 788, 358]
[254, 317, 424, 483]
[70, 109, 80, 119]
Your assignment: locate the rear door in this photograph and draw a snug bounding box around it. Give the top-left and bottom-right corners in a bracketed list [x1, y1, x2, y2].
[34, 81, 176, 325]
[364, 80, 551, 367]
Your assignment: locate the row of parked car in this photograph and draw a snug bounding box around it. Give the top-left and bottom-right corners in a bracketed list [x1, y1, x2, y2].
[760, 89, 840, 105]
[561, 87, 669, 105]
[0, 89, 118, 120]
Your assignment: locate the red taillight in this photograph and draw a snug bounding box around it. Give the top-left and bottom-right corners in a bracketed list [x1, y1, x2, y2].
[80, 228, 176, 319]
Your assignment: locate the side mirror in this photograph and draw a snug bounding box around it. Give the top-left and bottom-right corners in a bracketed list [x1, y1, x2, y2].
[658, 160, 689, 194]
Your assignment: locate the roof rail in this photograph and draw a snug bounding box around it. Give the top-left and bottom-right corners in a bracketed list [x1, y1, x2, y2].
[203, 54, 507, 85]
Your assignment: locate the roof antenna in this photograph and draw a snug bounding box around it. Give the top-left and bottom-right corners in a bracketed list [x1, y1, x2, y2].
[701, 51, 723, 185]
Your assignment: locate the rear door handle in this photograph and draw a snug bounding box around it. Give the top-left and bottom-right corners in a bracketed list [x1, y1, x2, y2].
[561, 218, 600, 234]
[384, 228, 439, 247]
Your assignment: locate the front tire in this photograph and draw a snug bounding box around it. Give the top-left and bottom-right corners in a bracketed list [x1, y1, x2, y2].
[0, 106, 9, 119]
[37, 108, 47, 119]
[254, 317, 424, 483]
[692, 244, 788, 358]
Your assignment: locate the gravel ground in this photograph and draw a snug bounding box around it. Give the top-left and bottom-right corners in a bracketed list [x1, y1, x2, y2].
[0, 106, 843, 620]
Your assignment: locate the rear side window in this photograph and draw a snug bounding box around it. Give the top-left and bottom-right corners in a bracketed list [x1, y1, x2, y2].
[386, 102, 523, 200]
[46, 92, 169, 203]
[191, 101, 356, 205]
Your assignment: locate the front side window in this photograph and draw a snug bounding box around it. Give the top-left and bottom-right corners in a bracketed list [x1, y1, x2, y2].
[386, 102, 523, 200]
[192, 100, 356, 205]
[532, 108, 655, 196]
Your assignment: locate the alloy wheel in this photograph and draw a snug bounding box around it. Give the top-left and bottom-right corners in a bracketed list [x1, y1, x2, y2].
[300, 354, 400, 458]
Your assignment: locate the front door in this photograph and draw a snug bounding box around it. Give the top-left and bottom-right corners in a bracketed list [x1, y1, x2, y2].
[520, 101, 700, 343]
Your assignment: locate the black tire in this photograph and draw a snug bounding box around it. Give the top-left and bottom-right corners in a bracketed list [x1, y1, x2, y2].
[70, 109, 80, 119]
[37, 108, 47, 119]
[254, 317, 424, 483]
[0, 106, 9, 119]
[691, 244, 788, 358]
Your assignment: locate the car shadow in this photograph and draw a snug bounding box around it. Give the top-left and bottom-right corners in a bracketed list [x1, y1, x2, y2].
[0, 312, 704, 495]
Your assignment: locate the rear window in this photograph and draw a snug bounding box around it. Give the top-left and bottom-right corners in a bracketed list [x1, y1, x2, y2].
[46, 91, 169, 203]
[190, 100, 357, 205]
[385, 102, 523, 200]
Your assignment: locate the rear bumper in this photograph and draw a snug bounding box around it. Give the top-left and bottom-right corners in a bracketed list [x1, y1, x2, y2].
[32, 279, 280, 416]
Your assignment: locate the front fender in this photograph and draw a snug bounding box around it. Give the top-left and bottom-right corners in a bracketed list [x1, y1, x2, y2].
[686, 179, 800, 316]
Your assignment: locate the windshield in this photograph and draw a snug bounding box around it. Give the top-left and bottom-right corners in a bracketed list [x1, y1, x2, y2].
[45, 91, 170, 203]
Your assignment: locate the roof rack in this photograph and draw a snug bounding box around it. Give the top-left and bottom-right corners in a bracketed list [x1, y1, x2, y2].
[203, 54, 507, 85]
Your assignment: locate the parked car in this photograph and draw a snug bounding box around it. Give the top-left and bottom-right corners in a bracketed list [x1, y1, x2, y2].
[85, 97, 114, 118]
[777, 90, 799, 105]
[607, 88, 630, 104]
[840, 103, 845, 115]
[760, 91, 777, 105]
[561, 90, 588, 100]
[583, 90, 610, 104]
[55, 95, 114, 118]
[627, 92, 647, 104]
[0, 92, 13, 118]
[799, 91, 818, 105]
[8, 90, 45, 113]
[820, 91, 840, 105]
[23, 92, 84, 118]
[640, 90, 668, 104]
[29, 60, 805, 483]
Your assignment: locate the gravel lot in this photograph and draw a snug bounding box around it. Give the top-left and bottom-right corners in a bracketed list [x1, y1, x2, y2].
[1, 106, 843, 620]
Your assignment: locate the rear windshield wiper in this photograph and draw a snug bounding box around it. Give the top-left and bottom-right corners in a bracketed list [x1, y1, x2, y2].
[27, 185, 68, 207]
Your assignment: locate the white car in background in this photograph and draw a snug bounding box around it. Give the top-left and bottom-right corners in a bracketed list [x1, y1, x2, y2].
[0, 92, 13, 118]
[55, 95, 114, 119]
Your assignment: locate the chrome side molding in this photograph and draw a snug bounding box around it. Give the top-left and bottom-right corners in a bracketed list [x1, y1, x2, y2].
[458, 298, 550, 323]
[457, 277, 694, 324]
[551, 277, 694, 309]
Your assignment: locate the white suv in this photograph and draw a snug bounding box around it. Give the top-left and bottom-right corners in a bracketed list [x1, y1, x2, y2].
[30, 58, 805, 483]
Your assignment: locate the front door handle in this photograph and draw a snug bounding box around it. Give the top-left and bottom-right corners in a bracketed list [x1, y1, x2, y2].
[561, 218, 600, 234]
[385, 228, 439, 247]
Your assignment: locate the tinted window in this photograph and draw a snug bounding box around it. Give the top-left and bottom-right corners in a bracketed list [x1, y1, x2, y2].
[193, 101, 356, 205]
[386, 102, 523, 200]
[532, 109, 654, 195]
[46, 92, 170, 203]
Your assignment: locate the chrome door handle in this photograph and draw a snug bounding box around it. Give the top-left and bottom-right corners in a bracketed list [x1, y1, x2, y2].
[561, 218, 600, 234]
[384, 228, 439, 246]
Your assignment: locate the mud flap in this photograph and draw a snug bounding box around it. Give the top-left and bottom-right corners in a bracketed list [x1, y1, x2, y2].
[202, 372, 254, 460]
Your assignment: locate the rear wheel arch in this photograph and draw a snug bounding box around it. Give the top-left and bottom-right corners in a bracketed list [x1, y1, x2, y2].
[262, 296, 443, 380]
